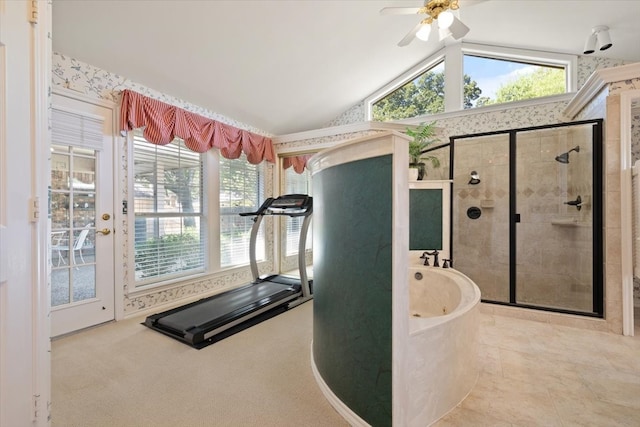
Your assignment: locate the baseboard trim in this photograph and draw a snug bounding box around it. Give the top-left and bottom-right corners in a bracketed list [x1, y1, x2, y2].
[309, 341, 370, 427]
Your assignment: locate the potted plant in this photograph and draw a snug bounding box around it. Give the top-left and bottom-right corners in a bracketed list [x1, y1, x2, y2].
[406, 121, 441, 180]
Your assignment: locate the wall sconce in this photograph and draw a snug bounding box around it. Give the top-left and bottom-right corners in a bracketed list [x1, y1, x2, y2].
[583, 25, 613, 54]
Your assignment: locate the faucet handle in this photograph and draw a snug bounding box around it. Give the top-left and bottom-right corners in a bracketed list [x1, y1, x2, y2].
[442, 259, 450, 268]
[420, 252, 430, 266]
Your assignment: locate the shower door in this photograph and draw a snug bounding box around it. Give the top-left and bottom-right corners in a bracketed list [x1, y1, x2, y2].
[514, 123, 602, 313]
[452, 133, 511, 303]
[451, 120, 603, 316]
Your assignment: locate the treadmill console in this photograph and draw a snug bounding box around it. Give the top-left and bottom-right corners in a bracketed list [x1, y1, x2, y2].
[266, 194, 312, 216]
[239, 194, 312, 217]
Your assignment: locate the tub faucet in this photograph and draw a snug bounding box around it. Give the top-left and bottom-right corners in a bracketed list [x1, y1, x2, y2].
[420, 252, 430, 266]
[426, 250, 440, 267]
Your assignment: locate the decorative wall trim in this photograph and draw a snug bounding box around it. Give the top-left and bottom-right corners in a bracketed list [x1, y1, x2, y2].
[274, 121, 408, 144]
[620, 89, 640, 336]
[564, 63, 640, 119]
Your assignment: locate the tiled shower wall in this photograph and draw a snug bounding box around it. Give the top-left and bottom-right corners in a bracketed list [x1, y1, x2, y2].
[453, 134, 510, 302]
[515, 126, 594, 311]
[452, 126, 595, 312]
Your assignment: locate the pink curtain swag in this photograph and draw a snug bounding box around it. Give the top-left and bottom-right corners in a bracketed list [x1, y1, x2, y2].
[283, 154, 313, 174]
[119, 89, 275, 164]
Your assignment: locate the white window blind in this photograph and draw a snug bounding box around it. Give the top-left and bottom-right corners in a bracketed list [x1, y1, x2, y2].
[219, 156, 264, 268]
[133, 132, 206, 284]
[284, 166, 312, 256]
[52, 107, 104, 150]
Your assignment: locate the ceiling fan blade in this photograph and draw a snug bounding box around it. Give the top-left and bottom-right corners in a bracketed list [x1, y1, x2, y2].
[398, 21, 423, 47]
[380, 7, 422, 15]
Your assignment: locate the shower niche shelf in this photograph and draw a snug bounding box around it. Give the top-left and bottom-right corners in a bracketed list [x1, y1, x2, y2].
[551, 218, 589, 227]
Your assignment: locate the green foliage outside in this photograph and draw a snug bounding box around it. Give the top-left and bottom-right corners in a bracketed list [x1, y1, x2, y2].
[373, 65, 564, 120]
[162, 166, 200, 227]
[219, 157, 262, 211]
[135, 232, 202, 278]
[476, 67, 565, 107]
[372, 71, 482, 121]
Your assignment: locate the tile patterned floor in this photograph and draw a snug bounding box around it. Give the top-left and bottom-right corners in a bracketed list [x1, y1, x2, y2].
[435, 312, 640, 426]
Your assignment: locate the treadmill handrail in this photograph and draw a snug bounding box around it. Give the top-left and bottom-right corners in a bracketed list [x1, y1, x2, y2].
[239, 197, 275, 217]
[239, 194, 312, 218]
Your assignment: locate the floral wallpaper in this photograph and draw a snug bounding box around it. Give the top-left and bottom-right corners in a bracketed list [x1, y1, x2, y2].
[52, 52, 275, 315]
[52, 53, 271, 136]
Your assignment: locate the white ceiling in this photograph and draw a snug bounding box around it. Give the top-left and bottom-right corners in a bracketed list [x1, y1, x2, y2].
[52, 0, 640, 136]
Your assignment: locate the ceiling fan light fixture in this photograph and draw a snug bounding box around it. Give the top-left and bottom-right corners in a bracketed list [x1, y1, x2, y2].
[437, 10, 454, 29]
[416, 23, 432, 41]
[440, 15, 469, 40]
[383, 0, 468, 46]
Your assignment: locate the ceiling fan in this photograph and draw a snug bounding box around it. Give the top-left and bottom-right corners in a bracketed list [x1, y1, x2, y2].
[381, 0, 471, 47]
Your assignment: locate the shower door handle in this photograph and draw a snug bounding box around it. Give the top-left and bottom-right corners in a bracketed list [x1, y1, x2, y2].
[514, 213, 521, 223]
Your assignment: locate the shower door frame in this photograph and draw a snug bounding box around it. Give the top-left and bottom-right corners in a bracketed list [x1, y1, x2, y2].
[449, 119, 604, 317]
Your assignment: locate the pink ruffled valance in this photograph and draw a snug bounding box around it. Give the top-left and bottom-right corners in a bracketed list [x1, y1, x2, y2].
[283, 154, 313, 174]
[120, 89, 275, 164]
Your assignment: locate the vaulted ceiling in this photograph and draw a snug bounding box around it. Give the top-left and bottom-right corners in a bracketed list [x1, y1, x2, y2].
[52, 1, 640, 135]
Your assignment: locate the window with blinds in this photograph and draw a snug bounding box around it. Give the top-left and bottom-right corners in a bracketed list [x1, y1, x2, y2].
[219, 156, 265, 268]
[283, 166, 312, 256]
[52, 107, 104, 150]
[133, 131, 205, 284]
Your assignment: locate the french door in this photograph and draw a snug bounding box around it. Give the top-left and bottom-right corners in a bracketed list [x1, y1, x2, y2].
[50, 93, 115, 337]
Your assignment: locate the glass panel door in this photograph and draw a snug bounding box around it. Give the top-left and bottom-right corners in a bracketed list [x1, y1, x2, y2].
[515, 124, 597, 312]
[51, 146, 98, 305]
[50, 93, 115, 337]
[452, 133, 511, 302]
[452, 120, 603, 316]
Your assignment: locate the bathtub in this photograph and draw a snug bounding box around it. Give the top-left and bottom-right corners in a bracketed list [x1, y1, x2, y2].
[406, 266, 481, 427]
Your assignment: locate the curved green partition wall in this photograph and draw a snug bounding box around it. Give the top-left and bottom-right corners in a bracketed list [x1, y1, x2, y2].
[312, 154, 393, 426]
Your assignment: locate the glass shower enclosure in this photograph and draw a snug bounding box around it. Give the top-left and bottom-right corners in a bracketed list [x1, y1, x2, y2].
[450, 120, 603, 316]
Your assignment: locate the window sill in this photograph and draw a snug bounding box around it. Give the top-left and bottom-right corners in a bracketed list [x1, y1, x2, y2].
[128, 262, 266, 299]
[395, 93, 575, 126]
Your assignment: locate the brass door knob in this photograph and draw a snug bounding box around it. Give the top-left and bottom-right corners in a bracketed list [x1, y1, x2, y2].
[96, 228, 111, 235]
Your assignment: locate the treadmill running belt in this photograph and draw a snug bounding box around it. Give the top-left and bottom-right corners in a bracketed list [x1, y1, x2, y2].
[156, 281, 297, 332]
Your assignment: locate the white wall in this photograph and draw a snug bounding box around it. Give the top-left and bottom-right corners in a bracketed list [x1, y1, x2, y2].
[0, 1, 51, 426]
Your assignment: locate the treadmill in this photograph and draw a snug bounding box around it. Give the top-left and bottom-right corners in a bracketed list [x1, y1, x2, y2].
[144, 194, 313, 348]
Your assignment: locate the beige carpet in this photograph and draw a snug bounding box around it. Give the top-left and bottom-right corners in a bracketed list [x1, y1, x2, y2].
[51, 301, 348, 427]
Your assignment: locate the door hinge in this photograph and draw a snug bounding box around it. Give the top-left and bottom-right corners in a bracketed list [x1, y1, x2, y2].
[30, 196, 40, 222]
[28, 1, 38, 24]
[33, 393, 40, 420]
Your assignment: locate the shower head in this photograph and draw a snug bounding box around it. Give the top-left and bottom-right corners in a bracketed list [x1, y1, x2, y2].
[555, 146, 580, 164]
